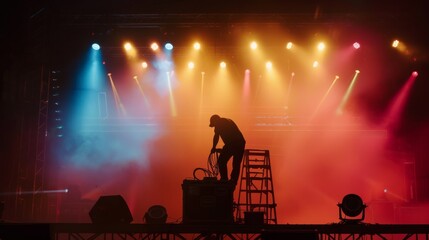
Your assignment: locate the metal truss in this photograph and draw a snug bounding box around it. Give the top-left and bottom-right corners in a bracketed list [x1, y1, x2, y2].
[54, 232, 429, 240]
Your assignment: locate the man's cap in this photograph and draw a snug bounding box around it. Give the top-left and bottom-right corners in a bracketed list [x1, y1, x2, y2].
[209, 114, 220, 127]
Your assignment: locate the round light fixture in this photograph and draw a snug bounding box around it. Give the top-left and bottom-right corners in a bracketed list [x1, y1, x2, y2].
[144, 205, 168, 224]
[338, 194, 366, 223]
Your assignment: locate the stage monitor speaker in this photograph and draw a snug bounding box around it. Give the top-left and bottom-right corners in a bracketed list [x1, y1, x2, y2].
[182, 179, 234, 224]
[89, 195, 133, 224]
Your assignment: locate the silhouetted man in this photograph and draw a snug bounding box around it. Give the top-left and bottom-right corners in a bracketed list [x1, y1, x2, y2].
[209, 114, 246, 187]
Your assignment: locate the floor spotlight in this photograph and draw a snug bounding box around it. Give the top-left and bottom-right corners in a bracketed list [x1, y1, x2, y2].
[338, 194, 366, 224]
[144, 205, 168, 224]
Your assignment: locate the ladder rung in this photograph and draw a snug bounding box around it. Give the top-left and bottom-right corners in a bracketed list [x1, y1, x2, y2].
[241, 177, 273, 180]
[245, 172, 268, 175]
[248, 203, 277, 208]
[247, 161, 267, 164]
[246, 160, 268, 163]
[239, 189, 274, 193]
[244, 153, 269, 160]
[246, 150, 269, 155]
[245, 174, 270, 177]
[244, 164, 270, 168]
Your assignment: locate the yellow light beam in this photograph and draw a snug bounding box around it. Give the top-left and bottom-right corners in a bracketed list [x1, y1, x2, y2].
[108, 73, 127, 117]
[310, 75, 340, 121]
[336, 70, 360, 115]
[166, 72, 177, 117]
[199, 72, 205, 115]
[133, 76, 150, 109]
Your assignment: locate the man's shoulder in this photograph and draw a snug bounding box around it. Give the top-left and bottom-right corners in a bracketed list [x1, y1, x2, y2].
[220, 118, 235, 124]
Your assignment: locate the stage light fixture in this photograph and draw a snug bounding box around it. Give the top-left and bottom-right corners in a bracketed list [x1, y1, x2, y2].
[165, 43, 173, 50]
[250, 41, 257, 50]
[124, 42, 132, 51]
[312, 61, 319, 68]
[92, 43, 100, 51]
[317, 42, 326, 51]
[338, 194, 366, 224]
[188, 62, 195, 69]
[144, 205, 168, 224]
[353, 42, 360, 49]
[141, 61, 148, 69]
[151, 42, 159, 51]
[193, 42, 201, 50]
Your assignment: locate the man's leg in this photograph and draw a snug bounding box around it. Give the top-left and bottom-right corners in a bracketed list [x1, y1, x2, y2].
[218, 147, 233, 181]
[230, 145, 245, 186]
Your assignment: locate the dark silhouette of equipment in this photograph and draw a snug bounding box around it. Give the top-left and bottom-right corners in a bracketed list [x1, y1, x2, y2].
[89, 195, 133, 224]
[144, 205, 168, 224]
[338, 193, 367, 223]
[182, 179, 234, 224]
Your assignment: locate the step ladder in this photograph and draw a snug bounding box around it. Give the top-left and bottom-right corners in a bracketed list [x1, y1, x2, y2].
[235, 149, 277, 224]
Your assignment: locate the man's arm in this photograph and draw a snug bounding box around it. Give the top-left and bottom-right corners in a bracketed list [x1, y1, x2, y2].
[211, 133, 219, 153]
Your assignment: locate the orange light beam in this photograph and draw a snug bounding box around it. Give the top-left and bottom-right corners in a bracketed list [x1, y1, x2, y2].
[285, 72, 295, 107]
[242, 70, 251, 102]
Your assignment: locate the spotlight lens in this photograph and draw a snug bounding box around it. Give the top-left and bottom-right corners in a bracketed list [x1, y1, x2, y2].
[188, 62, 194, 69]
[353, 42, 360, 49]
[317, 42, 325, 51]
[250, 41, 257, 49]
[341, 194, 364, 217]
[165, 43, 173, 50]
[193, 42, 201, 50]
[151, 43, 159, 51]
[92, 43, 100, 50]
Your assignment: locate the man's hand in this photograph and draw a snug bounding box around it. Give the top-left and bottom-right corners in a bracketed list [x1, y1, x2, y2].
[211, 147, 216, 154]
